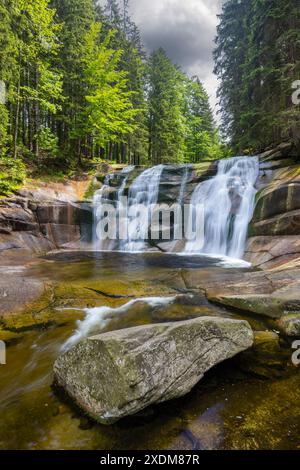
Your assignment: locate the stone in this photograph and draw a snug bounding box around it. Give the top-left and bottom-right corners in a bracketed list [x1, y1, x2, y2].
[253, 183, 300, 222]
[40, 223, 81, 248]
[250, 209, 300, 237]
[245, 236, 300, 269]
[277, 315, 300, 337]
[208, 293, 287, 318]
[0, 205, 38, 232]
[54, 317, 253, 424]
[36, 203, 91, 225]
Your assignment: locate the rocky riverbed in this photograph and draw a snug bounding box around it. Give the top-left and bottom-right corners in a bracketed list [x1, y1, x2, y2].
[0, 144, 300, 449]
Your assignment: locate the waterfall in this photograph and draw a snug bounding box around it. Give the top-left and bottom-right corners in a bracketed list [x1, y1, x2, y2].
[122, 165, 164, 251]
[93, 158, 258, 260]
[185, 156, 259, 259]
[178, 165, 191, 206]
[93, 165, 164, 252]
[93, 166, 135, 250]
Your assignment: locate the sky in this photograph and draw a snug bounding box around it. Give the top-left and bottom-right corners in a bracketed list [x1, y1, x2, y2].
[100, 0, 224, 117]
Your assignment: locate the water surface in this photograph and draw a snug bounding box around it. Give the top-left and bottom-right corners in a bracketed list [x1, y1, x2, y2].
[0, 252, 299, 450]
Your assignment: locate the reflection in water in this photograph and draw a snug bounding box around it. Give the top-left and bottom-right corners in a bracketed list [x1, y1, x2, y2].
[180, 403, 224, 450]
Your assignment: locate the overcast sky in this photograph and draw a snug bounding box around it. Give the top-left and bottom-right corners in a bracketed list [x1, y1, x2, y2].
[100, 0, 223, 117]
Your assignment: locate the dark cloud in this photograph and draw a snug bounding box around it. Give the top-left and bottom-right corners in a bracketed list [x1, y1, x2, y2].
[99, 1, 223, 114]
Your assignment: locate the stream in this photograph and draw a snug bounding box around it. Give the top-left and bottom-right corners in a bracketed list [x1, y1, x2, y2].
[1, 157, 300, 450]
[0, 251, 299, 450]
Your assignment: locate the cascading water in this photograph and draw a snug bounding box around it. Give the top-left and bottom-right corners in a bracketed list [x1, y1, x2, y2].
[93, 165, 164, 252]
[178, 165, 191, 206]
[93, 157, 258, 260]
[93, 166, 135, 250]
[122, 164, 164, 251]
[184, 156, 259, 259]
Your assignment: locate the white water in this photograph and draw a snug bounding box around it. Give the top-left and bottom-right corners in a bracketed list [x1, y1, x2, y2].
[121, 164, 164, 251]
[93, 165, 164, 251]
[62, 296, 175, 350]
[93, 166, 135, 250]
[178, 165, 190, 206]
[93, 157, 258, 260]
[185, 156, 259, 258]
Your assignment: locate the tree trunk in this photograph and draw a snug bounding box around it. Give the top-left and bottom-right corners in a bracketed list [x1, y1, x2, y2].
[33, 66, 40, 159]
[13, 73, 21, 160]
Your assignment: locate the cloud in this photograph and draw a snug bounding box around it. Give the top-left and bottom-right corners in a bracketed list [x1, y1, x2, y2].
[99, 0, 223, 117]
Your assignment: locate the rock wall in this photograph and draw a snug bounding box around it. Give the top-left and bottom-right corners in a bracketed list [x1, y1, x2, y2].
[245, 142, 300, 269]
[0, 197, 93, 262]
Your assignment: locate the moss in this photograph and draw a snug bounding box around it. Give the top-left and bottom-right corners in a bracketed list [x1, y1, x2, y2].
[193, 162, 212, 177]
[83, 180, 100, 200]
[0, 158, 26, 196]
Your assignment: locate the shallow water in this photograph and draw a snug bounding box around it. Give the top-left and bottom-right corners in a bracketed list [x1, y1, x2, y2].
[0, 252, 299, 450]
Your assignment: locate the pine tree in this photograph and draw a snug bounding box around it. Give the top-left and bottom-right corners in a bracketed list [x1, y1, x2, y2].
[0, 0, 17, 152]
[184, 76, 219, 162]
[147, 48, 187, 164]
[50, 0, 95, 161]
[6, 0, 63, 159]
[214, 0, 300, 152]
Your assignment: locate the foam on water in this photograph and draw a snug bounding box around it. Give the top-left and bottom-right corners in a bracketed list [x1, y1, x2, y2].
[62, 296, 175, 351]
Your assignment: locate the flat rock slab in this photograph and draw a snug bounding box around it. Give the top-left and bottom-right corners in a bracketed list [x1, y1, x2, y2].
[54, 317, 253, 424]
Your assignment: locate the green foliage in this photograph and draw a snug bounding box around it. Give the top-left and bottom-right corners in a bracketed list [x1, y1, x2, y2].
[214, 0, 300, 152]
[79, 23, 139, 145]
[0, 0, 221, 176]
[147, 49, 186, 164]
[38, 126, 59, 155]
[0, 104, 9, 150]
[0, 157, 26, 196]
[184, 77, 220, 161]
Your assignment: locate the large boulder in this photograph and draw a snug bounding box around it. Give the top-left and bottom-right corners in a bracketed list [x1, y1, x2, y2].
[54, 317, 253, 425]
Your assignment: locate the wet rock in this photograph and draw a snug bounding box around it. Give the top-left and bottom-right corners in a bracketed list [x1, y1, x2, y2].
[277, 315, 300, 337]
[245, 236, 300, 269]
[208, 292, 300, 319]
[0, 205, 38, 232]
[248, 162, 300, 266]
[209, 293, 286, 318]
[206, 264, 300, 320]
[40, 223, 81, 248]
[253, 183, 300, 222]
[250, 209, 300, 237]
[54, 317, 253, 425]
[258, 142, 294, 162]
[36, 203, 92, 226]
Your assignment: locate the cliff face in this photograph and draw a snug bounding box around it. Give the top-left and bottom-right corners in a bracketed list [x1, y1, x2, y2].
[246, 142, 300, 269]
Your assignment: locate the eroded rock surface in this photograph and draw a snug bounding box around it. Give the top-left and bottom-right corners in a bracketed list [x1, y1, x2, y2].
[246, 144, 300, 268]
[54, 317, 253, 424]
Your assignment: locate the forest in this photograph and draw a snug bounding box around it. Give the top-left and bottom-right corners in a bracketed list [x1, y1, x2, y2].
[0, 0, 300, 195]
[214, 0, 300, 153]
[0, 0, 220, 196]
